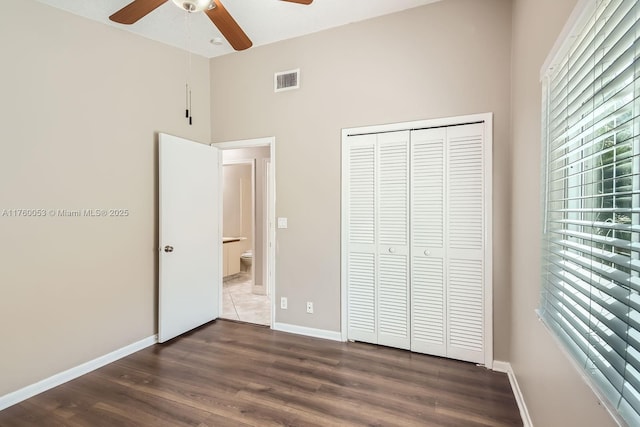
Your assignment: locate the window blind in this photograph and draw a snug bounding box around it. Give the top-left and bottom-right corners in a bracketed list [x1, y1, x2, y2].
[539, 0, 640, 425]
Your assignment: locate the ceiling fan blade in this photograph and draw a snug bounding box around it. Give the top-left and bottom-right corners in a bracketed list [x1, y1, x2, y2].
[281, 0, 313, 4]
[205, 0, 252, 51]
[109, 0, 168, 24]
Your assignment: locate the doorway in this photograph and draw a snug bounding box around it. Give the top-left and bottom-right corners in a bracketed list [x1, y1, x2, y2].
[214, 137, 275, 327]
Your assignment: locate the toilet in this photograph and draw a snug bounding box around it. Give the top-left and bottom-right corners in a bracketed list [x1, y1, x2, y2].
[240, 250, 252, 273]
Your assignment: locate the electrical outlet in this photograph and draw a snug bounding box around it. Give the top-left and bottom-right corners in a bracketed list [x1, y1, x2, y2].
[306, 302, 314, 314]
[280, 297, 287, 309]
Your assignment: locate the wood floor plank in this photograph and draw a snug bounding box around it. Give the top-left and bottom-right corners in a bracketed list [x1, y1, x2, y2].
[0, 320, 522, 426]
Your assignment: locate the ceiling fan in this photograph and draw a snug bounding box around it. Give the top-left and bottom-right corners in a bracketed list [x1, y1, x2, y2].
[109, 0, 313, 51]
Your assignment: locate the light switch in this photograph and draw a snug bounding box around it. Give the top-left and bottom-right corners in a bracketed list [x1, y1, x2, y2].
[277, 217, 288, 229]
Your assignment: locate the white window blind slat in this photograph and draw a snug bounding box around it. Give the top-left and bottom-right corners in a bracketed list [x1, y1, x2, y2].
[548, 0, 630, 126]
[548, 236, 640, 275]
[540, 1, 640, 425]
[552, 72, 638, 150]
[565, 2, 637, 113]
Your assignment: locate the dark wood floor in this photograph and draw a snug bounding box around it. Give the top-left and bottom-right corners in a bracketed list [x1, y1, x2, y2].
[0, 320, 522, 426]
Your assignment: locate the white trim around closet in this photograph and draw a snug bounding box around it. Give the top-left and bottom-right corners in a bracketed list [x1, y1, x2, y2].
[340, 113, 493, 368]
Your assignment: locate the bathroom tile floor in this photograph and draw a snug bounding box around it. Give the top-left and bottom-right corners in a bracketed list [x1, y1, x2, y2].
[221, 273, 271, 326]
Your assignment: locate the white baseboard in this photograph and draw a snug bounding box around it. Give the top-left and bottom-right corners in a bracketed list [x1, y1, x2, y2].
[273, 322, 343, 342]
[492, 360, 511, 373]
[493, 360, 533, 427]
[0, 335, 157, 411]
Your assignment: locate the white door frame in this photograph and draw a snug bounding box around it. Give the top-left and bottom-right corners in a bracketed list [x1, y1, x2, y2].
[213, 137, 276, 327]
[263, 158, 272, 296]
[341, 113, 493, 368]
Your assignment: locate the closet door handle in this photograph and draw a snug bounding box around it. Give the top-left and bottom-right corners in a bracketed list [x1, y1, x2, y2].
[388, 247, 396, 253]
[424, 250, 431, 256]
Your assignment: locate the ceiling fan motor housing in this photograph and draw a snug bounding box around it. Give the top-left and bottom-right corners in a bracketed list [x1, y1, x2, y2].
[172, 0, 215, 12]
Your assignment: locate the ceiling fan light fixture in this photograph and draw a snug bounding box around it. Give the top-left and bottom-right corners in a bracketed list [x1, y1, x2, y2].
[171, 0, 215, 13]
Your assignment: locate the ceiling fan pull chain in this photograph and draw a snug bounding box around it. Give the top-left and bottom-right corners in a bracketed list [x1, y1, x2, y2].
[189, 87, 193, 125]
[185, 83, 190, 118]
[184, 10, 193, 126]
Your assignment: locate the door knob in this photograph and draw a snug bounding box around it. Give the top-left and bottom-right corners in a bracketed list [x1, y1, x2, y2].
[424, 250, 431, 256]
[164, 245, 174, 253]
[388, 247, 396, 253]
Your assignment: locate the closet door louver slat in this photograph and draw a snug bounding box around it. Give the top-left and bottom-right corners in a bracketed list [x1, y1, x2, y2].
[410, 128, 447, 356]
[377, 132, 410, 350]
[446, 123, 485, 364]
[346, 136, 377, 343]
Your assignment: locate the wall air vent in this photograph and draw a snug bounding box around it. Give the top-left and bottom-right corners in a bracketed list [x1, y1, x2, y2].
[274, 69, 300, 92]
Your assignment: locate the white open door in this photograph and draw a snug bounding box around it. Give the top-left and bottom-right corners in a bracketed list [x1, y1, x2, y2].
[159, 133, 221, 343]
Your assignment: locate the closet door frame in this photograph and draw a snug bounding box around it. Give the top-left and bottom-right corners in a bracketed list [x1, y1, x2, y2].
[340, 112, 493, 368]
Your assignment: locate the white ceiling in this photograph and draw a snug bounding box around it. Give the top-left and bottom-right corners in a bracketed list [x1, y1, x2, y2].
[34, 0, 441, 58]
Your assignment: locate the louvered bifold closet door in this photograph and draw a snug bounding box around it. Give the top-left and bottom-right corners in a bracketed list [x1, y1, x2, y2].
[446, 123, 485, 364]
[410, 128, 447, 356]
[376, 131, 411, 349]
[345, 135, 377, 344]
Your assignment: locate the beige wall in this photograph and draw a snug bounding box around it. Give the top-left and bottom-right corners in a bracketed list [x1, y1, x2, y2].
[0, 1, 210, 396]
[222, 163, 253, 249]
[210, 0, 513, 354]
[510, 0, 617, 425]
